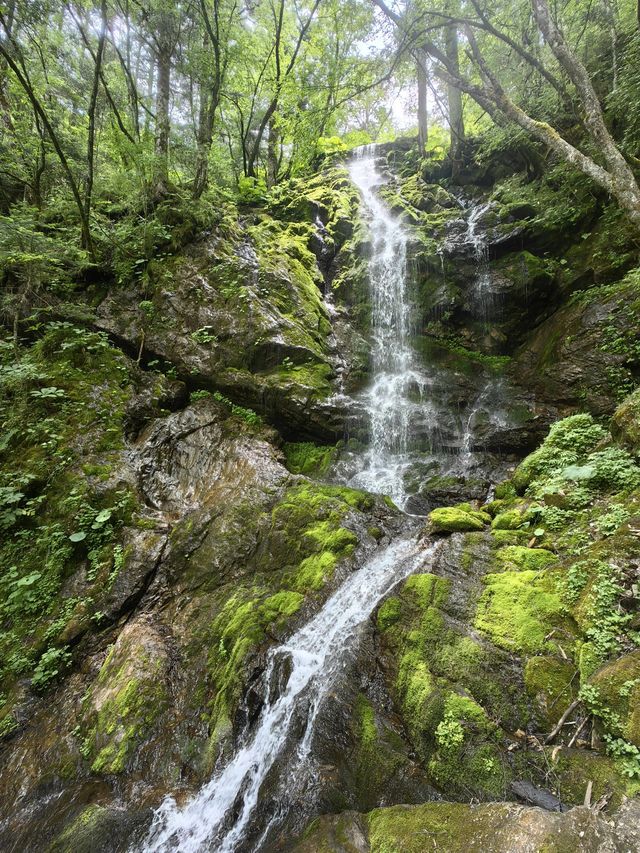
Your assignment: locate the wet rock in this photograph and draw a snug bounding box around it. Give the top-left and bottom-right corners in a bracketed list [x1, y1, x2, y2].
[286, 800, 640, 852]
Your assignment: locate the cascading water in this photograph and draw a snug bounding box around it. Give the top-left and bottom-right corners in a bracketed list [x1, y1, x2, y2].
[136, 538, 430, 853]
[345, 148, 426, 508]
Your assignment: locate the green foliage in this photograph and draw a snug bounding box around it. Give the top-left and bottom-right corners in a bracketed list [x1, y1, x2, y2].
[282, 441, 336, 476]
[211, 391, 262, 427]
[0, 323, 140, 694]
[31, 646, 72, 690]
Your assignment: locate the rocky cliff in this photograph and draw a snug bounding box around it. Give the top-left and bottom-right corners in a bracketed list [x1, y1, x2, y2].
[1, 143, 639, 852]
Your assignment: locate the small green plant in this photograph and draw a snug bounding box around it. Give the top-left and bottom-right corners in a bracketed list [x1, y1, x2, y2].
[211, 391, 262, 426]
[31, 646, 71, 689]
[190, 326, 218, 345]
[435, 713, 465, 751]
[604, 736, 640, 779]
[594, 505, 630, 537]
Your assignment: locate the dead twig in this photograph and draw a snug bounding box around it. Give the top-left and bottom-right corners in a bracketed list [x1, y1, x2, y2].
[544, 699, 581, 745]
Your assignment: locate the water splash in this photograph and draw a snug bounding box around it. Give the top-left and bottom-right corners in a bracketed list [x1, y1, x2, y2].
[136, 538, 430, 853]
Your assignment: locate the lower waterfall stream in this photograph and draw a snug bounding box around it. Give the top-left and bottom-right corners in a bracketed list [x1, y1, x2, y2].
[136, 148, 451, 852]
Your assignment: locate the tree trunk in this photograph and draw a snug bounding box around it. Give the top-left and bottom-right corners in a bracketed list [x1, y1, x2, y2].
[444, 23, 464, 177]
[416, 49, 428, 156]
[84, 0, 106, 239]
[153, 8, 173, 195]
[530, 0, 640, 226]
[266, 115, 279, 187]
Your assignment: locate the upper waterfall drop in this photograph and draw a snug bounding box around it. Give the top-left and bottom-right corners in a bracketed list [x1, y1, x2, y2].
[346, 147, 423, 509]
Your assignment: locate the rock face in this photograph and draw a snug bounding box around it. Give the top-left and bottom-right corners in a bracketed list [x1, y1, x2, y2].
[286, 800, 640, 852]
[0, 382, 401, 851]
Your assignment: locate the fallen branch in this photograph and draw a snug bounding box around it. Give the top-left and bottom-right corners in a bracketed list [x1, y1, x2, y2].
[567, 716, 590, 748]
[544, 699, 581, 745]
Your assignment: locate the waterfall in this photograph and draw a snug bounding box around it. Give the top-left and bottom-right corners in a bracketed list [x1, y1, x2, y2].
[136, 538, 430, 853]
[135, 146, 436, 853]
[345, 148, 424, 509]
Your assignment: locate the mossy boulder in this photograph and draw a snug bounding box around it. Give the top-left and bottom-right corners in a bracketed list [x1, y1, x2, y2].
[491, 508, 531, 530]
[289, 800, 640, 852]
[495, 546, 556, 572]
[590, 652, 640, 747]
[80, 619, 169, 775]
[475, 570, 568, 654]
[610, 387, 640, 451]
[428, 505, 490, 534]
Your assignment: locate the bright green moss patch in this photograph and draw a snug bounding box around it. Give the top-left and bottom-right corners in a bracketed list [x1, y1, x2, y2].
[475, 570, 568, 654]
[428, 504, 490, 533]
[377, 596, 402, 632]
[207, 587, 305, 728]
[282, 441, 336, 476]
[404, 573, 451, 610]
[495, 546, 557, 572]
[200, 481, 380, 732]
[82, 639, 168, 775]
[491, 508, 532, 530]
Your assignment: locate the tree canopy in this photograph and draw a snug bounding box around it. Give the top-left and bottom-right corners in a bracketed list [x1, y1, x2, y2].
[0, 0, 639, 270]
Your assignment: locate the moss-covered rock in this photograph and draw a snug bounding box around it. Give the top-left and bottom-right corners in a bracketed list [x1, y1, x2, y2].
[590, 652, 640, 747]
[289, 800, 640, 852]
[282, 441, 336, 476]
[475, 569, 568, 655]
[495, 546, 556, 572]
[610, 387, 640, 451]
[80, 619, 169, 775]
[428, 505, 490, 533]
[524, 656, 578, 728]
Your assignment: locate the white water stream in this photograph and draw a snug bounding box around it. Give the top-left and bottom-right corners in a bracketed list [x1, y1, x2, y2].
[138, 538, 428, 853]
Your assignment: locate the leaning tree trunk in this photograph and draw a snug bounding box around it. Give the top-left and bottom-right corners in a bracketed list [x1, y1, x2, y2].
[530, 0, 640, 228]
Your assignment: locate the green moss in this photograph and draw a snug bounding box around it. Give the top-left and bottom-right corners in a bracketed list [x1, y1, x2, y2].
[83, 654, 168, 775]
[199, 481, 379, 732]
[524, 656, 578, 727]
[367, 802, 517, 852]
[475, 569, 568, 654]
[490, 528, 533, 545]
[377, 596, 402, 632]
[611, 387, 640, 450]
[282, 441, 336, 476]
[590, 652, 640, 746]
[48, 804, 114, 853]
[553, 750, 632, 809]
[428, 505, 490, 533]
[404, 573, 451, 609]
[495, 546, 557, 572]
[491, 508, 531, 530]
